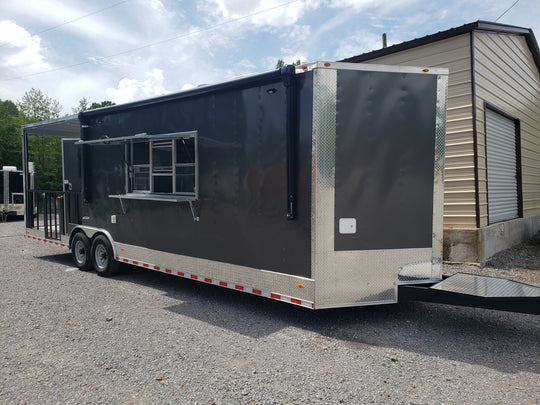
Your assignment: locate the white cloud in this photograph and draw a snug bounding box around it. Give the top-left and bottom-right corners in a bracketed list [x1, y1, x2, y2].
[106, 69, 169, 104]
[1, 0, 139, 50]
[280, 24, 311, 41]
[203, 0, 314, 27]
[0, 20, 49, 72]
[148, 0, 176, 18]
[180, 83, 197, 91]
[329, 0, 419, 12]
[333, 30, 388, 60]
[279, 47, 308, 64]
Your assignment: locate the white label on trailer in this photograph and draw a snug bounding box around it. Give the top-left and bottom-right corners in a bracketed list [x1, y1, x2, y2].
[339, 218, 356, 234]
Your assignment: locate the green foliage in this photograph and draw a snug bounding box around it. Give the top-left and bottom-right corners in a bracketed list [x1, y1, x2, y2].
[17, 88, 61, 123]
[89, 100, 115, 110]
[0, 100, 24, 169]
[27, 135, 63, 190]
[72, 98, 115, 113]
[72, 97, 89, 114]
[16, 89, 64, 190]
[276, 59, 302, 69]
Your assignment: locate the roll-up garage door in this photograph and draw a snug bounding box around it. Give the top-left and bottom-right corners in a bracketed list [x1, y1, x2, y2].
[485, 107, 519, 224]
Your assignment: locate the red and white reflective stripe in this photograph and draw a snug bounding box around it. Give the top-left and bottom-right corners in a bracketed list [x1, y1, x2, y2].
[117, 255, 314, 309]
[24, 234, 68, 248]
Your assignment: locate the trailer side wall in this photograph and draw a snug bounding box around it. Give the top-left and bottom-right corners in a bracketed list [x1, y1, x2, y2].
[78, 76, 313, 277]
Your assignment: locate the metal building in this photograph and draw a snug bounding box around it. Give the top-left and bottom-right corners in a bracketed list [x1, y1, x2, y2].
[342, 21, 540, 263]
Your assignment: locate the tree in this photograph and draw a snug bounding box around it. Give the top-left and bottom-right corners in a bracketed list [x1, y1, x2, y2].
[72, 99, 115, 114]
[17, 88, 61, 123]
[72, 97, 89, 114]
[18, 89, 64, 190]
[275, 59, 302, 69]
[89, 100, 115, 110]
[0, 100, 24, 168]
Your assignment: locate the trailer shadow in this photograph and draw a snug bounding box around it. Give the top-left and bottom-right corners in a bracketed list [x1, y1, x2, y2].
[112, 264, 540, 375]
[33, 252, 74, 267]
[30, 253, 540, 375]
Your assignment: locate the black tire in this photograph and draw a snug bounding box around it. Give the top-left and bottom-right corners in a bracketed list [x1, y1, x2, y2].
[71, 232, 92, 271]
[91, 235, 119, 277]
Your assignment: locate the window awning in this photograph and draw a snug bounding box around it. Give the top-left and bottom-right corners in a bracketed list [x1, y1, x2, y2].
[75, 131, 196, 145]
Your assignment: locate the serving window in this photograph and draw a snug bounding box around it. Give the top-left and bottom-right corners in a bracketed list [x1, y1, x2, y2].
[127, 131, 198, 199]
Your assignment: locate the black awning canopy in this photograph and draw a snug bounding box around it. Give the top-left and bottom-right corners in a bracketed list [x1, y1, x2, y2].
[22, 115, 80, 138]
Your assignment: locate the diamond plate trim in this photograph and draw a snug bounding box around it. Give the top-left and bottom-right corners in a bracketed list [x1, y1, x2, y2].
[431, 74, 448, 279]
[432, 273, 540, 298]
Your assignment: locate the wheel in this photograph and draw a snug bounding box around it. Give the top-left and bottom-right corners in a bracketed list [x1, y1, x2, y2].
[71, 232, 92, 271]
[91, 235, 119, 277]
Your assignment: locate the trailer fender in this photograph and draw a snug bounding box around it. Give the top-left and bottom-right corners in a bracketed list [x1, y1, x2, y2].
[69, 226, 118, 261]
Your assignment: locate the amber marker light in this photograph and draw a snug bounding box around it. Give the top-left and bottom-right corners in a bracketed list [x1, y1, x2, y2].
[296, 284, 305, 289]
[301, 65, 307, 70]
[324, 62, 331, 66]
[422, 68, 429, 72]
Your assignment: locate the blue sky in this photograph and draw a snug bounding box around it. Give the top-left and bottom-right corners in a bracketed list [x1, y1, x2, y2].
[1, 0, 539, 114]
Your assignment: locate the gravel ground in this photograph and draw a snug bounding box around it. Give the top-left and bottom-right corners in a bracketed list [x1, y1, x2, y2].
[1, 220, 539, 404]
[444, 232, 540, 287]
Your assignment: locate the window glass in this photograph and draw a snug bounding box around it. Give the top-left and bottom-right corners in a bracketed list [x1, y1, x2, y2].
[175, 166, 196, 194]
[176, 138, 195, 164]
[133, 166, 150, 191]
[152, 140, 172, 173]
[133, 142, 149, 164]
[153, 175, 173, 193]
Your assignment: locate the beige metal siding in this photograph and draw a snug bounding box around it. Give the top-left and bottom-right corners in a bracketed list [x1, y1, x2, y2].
[474, 32, 540, 224]
[359, 34, 476, 228]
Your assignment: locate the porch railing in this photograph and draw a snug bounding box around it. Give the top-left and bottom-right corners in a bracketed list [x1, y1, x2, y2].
[29, 190, 80, 240]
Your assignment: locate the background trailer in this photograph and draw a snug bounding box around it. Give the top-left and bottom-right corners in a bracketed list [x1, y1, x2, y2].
[1, 166, 26, 221]
[22, 62, 539, 312]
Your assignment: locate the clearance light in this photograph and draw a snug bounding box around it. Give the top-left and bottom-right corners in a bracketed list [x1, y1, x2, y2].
[296, 284, 305, 289]
[422, 68, 429, 72]
[301, 65, 307, 70]
[324, 62, 331, 67]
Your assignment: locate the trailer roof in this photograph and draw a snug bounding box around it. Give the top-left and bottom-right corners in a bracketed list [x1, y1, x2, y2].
[22, 114, 80, 138]
[78, 67, 287, 119]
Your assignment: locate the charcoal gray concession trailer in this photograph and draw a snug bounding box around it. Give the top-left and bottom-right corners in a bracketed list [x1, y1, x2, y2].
[22, 62, 540, 313]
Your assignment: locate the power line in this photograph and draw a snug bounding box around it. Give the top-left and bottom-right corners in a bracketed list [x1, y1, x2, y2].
[2, 0, 300, 82]
[495, 0, 520, 22]
[0, 0, 128, 48]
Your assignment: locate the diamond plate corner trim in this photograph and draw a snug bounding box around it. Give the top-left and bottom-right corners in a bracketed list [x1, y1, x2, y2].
[431, 74, 449, 279]
[311, 67, 337, 280]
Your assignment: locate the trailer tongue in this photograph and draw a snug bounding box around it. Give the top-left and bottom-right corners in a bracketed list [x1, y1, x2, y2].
[399, 273, 540, 315]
